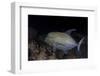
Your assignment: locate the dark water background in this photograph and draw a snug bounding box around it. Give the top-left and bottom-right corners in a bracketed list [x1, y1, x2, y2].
[28, 15, 88, 35]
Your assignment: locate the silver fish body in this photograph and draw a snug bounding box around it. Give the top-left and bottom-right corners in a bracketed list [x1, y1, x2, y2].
[45, 32, 78, 54]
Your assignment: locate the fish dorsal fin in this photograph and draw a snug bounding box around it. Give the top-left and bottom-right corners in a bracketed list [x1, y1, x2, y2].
[65, 29, 77, 35]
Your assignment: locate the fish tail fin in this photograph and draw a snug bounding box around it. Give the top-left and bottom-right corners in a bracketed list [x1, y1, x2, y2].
[77, 37, 85, 52]
[74, 37, 85, 57]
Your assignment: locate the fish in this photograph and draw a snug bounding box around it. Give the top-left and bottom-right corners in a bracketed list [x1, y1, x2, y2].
[45, 29, 85, 54]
